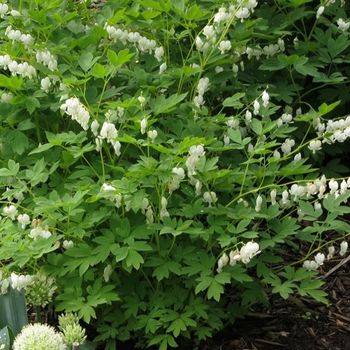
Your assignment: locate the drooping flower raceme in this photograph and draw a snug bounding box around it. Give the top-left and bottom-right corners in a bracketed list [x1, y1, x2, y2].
[194, 77, 210, 108]
[186, 144, 205, 176]
[5, 26, 34, 46]
[60, 97, 90, 131]
[36, 50, 58, 71]
[0, 55, 36, 79]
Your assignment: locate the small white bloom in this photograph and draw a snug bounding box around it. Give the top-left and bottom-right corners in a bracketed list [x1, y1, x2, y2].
[154, 46, 164, 62]
[240, 242, 260, 264]
[337, 18, 350, 32]
[1, 92, 13, 103]
[101, 183, 116, 192]
[203, 191, 217, 206]
[91, 120, 100, 137]
[293, 153, 302, 162]
[270, 189, 277, 205]
[229, 250, 241, 266]
[253, 99, 260, 115]
[100, 121, 118, 140]
[245, 110, 252, 124]
[255, 195, 263, 212]
[314, 201, 322, 211]
[262, 90, 269, 107]
[140, 118, 147, 134]
[159, 62, 167, 74]
[138, 95, 146, 106]
[328, 179, 339, 194]
[10, 273, 32, 291]
[308, 140, 322, 153]
[172, 167, 185, 180]
[218, 40, 231, 54]
[327, 246, 335, 260]
[303, 260, 319, 271]
[217, 253, 229, 273]
[203, 25, 215, 40]
[40, 77, 51, 92]
[340, 241, 348, 257]
[314, 253, 325, 266]
[3, 205, 18, 220]
[62, 240, 74, 249]
[316, 6, 324, 19]
[17, 214, 30, 229]
[147, 129, 158, 141]
[0, 3, 8, 17]
[232, 64, 239, 75]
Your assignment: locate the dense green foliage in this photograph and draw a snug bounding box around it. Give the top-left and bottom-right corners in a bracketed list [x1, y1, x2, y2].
[0, 0, 350, 349]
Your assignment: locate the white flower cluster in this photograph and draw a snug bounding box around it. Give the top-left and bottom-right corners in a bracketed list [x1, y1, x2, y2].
[313, 116, 350, 152]
[303, 241, 348, 271]
[217, 241, 260, 273]
[0, 2, 8, 17]
[91, 120, 121, 156]
[60, 97, 90, 131]
[337, 18, 350, 32]
[168, 167, 185, 193]
[203, 191, 218, 206]
[276, 112, 293, 127]
[5, 26, 34, 46]
[36, 50, 58, 71]
[280, 138, 295, 155]
[29, 227, 52, 240]
[0, 55, 36, 79]
[17, 213, 30, 228]
[185, 144, 205, 176]
[13, 324, 66, 350]
[194, 77, 209, 108]
[245, 38, 285, 60]
[267, 176, 350, 212]
[160, 196, 169, 220]
[1, 91, 13, 103]
[195, 2, 257, 54]
[62, 240, 74, 249]
[100, 183, 122, 208]
[250, 89, 270, 116]
[2, 204, 18, 220]
[105, 24, 164, 63]
[9, 272, 33, 291]
[0, 3, 20, 18]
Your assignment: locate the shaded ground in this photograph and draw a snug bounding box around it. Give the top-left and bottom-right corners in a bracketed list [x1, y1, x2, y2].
[204, 263, 350, 350]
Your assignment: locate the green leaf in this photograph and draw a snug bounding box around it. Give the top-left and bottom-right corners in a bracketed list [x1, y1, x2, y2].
[91, 63, 107, 78]
[78, 52, 96, 72]
[222, 93, 245, 108]
[250, 119, 262, 135]
[113, 247, 129, 262]
[153, 93, 188, 115]
[7, 131, 29, 155]
[0, 288, 28, 336]
[107, 49, 134, 67]
[29, 143, 54, 155]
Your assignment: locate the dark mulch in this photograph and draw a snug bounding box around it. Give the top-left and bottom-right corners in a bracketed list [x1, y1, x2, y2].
[202, 262, 350, 350]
